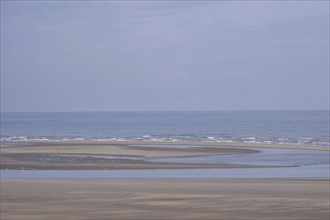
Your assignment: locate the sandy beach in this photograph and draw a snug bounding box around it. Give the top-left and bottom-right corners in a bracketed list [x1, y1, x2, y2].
[1, 178, 329, 220]
[1, 141, 327, 170]
[1, 141, 329, 219]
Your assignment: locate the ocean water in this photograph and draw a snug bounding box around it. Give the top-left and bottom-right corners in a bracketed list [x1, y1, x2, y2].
[1, 110, 329, 146]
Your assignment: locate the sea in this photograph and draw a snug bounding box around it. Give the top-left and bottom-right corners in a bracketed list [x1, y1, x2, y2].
[1, 110, 329, 178]
[1, 110, 329, 147]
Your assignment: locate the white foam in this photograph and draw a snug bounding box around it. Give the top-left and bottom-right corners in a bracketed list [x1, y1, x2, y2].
[1, 135, 329, 147]
[216, 140, 234, 143]
[242, 137, 256, 140]
[243, 140, 258, 143]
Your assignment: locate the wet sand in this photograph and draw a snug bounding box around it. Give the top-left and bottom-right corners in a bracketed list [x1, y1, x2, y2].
[1, 178, 329, 220]
[0, 141, 268, 170]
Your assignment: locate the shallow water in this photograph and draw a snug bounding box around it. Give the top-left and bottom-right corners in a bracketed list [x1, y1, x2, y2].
[146, 147, 330, 167]
[1, 165, 329, 179]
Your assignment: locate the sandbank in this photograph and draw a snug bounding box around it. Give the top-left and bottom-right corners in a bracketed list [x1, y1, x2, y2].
[1, 141, 327, 170]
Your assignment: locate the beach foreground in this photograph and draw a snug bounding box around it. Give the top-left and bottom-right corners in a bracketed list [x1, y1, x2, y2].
[1, 178, 329, 220]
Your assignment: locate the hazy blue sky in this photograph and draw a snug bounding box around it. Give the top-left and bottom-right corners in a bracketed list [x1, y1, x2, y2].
[1, 1, 329, 112]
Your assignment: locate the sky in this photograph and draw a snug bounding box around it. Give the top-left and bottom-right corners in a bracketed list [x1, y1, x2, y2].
[1, 1, 329, 112]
